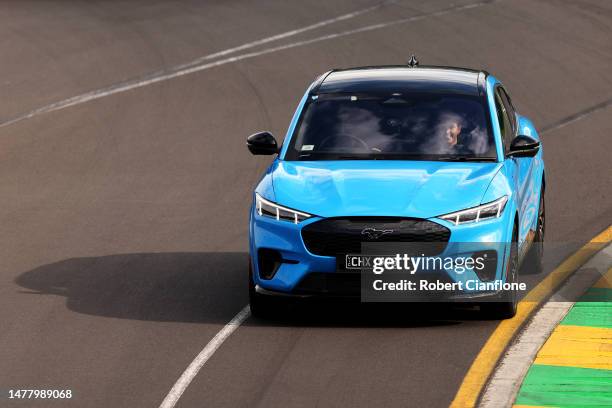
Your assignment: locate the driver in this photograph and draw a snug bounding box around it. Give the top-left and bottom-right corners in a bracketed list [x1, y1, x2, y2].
[446, 121, 462, 147]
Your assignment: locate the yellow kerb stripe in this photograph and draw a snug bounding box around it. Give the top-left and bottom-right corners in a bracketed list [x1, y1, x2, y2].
[534, 325, 612, 370]
[513, 405, 547, 408]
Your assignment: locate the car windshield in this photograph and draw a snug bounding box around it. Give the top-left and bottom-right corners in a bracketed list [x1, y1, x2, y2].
[284, 93, 496, 161]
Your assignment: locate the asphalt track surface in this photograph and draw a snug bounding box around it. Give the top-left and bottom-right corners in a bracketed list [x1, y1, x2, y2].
[1, 1, 611, 407]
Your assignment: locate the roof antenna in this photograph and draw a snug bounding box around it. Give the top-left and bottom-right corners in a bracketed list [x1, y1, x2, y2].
[407, 54, 419, 67]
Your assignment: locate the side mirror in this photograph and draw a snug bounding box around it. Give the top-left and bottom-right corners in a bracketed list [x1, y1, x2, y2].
[247, 131, 278, 155]
[508, 135, 540, 158]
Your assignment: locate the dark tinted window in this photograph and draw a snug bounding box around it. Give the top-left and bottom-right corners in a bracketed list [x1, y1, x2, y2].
[499, 87, 516, 132]
[494, 88, 513, 153]
[285, 93, 496, 161]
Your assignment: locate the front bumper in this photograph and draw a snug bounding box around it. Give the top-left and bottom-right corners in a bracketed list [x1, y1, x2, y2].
[249, 204, 514, 300]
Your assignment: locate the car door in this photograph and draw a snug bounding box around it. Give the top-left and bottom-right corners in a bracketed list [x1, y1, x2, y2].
[495, 85, 539, 251]
[494, 86, 533, 251]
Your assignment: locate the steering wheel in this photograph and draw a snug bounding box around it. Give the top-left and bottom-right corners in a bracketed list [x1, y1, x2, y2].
[318, 133, 370, 152]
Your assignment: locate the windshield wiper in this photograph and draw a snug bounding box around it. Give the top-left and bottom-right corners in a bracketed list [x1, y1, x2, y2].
[297, 153, 496, 162]
[436, 156, 497, 162]
[338, 155, 376, 160]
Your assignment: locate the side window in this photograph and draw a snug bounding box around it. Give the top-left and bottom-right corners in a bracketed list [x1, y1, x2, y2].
[494, 87, 513, 154]
[499, 87, 516, 133]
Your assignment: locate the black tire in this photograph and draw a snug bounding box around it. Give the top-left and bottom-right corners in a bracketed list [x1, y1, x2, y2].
[523, 189, 545, 275]
[248, 261, 279, 319]
[481, 224, 519, 319]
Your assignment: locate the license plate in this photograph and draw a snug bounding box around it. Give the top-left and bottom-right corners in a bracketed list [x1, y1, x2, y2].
[342, 254, 374, 270]
[341, 253, 420, 274]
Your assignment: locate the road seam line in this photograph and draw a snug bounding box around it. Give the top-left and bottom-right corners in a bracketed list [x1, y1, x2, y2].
[540, 98, 612, 134]
[450, 225, 612, 408]
[479, 243, 612, 407]
[158, 305, 251, 408]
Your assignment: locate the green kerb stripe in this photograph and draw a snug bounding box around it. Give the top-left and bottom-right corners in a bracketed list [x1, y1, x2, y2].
[577, 287, 612, 302]
[515, 365, 612, 407]
[560, 289, 612, 328]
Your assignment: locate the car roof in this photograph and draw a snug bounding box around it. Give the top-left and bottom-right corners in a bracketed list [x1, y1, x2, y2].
[314, 66, 487, 96]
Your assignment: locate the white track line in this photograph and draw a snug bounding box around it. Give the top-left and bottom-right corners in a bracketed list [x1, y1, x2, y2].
[479, 243, 612, 408]
[159, 305, 251, 408]
[0, 1, 492, 129]
[0, 2, 385, 129]
[171, 2, 388, 71]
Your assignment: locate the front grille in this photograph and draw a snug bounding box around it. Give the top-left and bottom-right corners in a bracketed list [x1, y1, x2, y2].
[301, 217, 450, 257]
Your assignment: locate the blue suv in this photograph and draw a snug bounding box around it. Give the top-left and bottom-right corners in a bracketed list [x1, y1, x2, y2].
[247, 65, 545, 319]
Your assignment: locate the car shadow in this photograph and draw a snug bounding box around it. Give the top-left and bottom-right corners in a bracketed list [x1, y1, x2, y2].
[15, 252, 248, 324]
[15, 252, 482, 328]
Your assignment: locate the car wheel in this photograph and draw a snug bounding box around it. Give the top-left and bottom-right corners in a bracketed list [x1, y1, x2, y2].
[523, 189, 545, 275]
[481, 225, 518, 319]
[248, 261, 278, 319]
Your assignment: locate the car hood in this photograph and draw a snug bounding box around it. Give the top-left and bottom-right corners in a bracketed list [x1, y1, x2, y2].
[270, 160, 502, 219]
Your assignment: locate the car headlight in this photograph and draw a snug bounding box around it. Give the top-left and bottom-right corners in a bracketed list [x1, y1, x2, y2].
[255, 193, 312, 224]
[439, 196, 508, 225]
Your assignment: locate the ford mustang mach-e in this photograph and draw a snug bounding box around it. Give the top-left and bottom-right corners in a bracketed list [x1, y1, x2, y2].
[246, 65, 545, 319]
